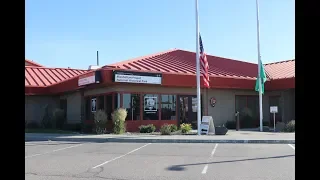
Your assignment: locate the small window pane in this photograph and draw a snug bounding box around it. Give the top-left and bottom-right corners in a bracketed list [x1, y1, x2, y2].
[97, 96, 104, 110]
[105, 94, 113, 120]
[161, 95, 176, 120]
[114, 93, 120, 109]
[143, 94, 159, 120]
[85, 97, 90, 120]
[123, 93, 141, 121]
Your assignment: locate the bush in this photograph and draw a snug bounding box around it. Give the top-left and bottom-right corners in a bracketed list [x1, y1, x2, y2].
[225, 121, 236, 129]
[284, 120, 295, 132]
[94, 110, 108, 134]
[180, 123, 192, 133]
[160, 124, 172, 135]
[169, 124, 178, 132]
[112, 108, 127, 134]
[52, 108, 66, 129]
[139, 124, 156, 133]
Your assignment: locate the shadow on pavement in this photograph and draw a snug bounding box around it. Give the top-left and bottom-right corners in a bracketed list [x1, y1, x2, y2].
[166, 154, 295, 171]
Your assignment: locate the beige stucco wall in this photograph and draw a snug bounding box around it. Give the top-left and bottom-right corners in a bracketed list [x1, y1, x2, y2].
[25, 95, 59, 125]
[206, 89, 284, 126]
[60, 91, 82, 124]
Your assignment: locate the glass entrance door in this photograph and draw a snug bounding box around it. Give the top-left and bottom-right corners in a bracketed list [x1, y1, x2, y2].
[178, 95, 202, 129]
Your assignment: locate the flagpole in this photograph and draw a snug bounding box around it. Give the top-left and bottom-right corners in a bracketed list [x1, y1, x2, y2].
[255, 0, 263, 132]
[195, 0, 201, 135]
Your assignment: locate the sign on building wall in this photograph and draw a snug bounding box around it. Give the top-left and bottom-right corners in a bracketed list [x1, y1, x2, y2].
[78, 71, 102, 86]
[144, 96, 158, 112]
[91, 98, 97, 112]
[113, 70, 162, 85]
[210, 97, 217, 107]
[270, 106, 278, 113]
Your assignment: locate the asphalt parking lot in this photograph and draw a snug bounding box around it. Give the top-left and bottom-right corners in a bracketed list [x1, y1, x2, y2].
[25, 141, 295, 180]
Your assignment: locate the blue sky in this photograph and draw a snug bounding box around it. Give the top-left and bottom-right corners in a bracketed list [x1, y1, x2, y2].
[26, 0, 295, 69]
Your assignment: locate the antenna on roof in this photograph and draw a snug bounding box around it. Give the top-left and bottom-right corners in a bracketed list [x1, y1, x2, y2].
[96, 51, 99, 66]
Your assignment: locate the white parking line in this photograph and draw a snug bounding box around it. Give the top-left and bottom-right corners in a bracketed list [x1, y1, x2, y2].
[92, 143, 152, 169]
[25, 144, 83, 159]
[288, 144, 295, 150]
[202, 143, 218, 174]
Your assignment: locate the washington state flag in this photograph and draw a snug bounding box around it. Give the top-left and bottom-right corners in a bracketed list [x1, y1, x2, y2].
[255, 62, 267, 94]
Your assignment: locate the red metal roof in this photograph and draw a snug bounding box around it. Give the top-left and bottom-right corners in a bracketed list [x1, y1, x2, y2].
[264, 59, 295, 80]
[25, 59, 44, 67]
[25, 49, 295, 94]
[107, 49, 259, 80]
[108, 49, 295, 81]
[25, 66, 89, 87]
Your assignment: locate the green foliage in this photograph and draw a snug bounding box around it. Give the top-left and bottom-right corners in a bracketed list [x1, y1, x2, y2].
[94, 110, 108, 134]
[52, 108, 66, 129]
[112, 108, 127, 134]
[180, 123, 192, 133]
[139, 124, 156, 133]
[168, 124, 178, 132]
[160, 124, 172, 135]
[284, 120, 295, 132]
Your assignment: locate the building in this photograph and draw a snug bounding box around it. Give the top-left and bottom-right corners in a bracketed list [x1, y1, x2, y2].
[25, 49, 295, 132]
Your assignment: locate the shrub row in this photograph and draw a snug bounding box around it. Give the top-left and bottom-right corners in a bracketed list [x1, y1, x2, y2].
[160, 123, 191, 135]
[283, 120, 295, 132]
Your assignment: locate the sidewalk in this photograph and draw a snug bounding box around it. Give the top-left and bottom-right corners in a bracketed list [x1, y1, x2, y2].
[25, 130, 295, 144]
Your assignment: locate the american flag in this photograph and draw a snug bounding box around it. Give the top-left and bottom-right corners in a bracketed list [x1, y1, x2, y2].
[199, 34, 210, 88]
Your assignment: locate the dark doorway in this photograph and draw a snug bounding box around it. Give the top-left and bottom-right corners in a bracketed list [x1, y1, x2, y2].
[60, 99, 67, 120]
[178, 95, 202, 129]
[269, 96, 282, 126]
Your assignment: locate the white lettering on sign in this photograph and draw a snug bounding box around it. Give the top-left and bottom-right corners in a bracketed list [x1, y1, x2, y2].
[270, 106, 278, 113]
[78, 75, 95, 86]
[114, 74, 161, 85]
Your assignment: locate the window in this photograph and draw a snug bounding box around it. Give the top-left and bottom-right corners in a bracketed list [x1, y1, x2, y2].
[123, 93, 141, 120]
[105, 94, 113, 120]
[85, 97, 91, 120]
[235, 95, 259, 127]
[161, 95, 176, 120]
[247, 96, 259, 120]
[114, 93, 120, 109]
[97, 96, 104, 110]
[143, 94, 159, 120]
[235, 96, 246, 113]
[60, 99, 67, 119]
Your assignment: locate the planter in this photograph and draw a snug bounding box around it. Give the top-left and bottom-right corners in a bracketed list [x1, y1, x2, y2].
[215, 126, 228, 135]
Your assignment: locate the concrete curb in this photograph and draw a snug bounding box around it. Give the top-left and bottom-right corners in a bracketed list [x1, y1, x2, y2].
[25, 136, 295, 144]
